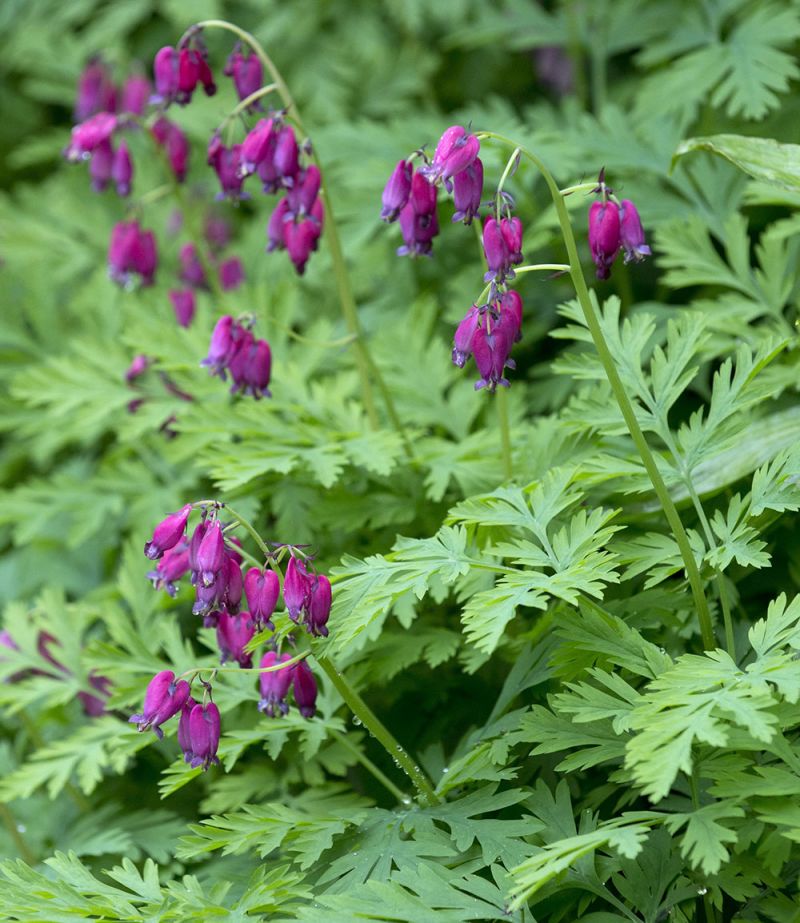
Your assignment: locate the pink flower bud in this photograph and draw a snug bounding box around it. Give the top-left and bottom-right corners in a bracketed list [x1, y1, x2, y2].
[292, 660, 318, 718]
[452, 158, 483, 225]
[306, 574, 331, 637]
[618, 199, 651, 264]
[121, 74, 151, 115]
[111, 140, 133, 196]
[452, 305, 481, 368]
[428, 125, 480, 186]
[588, 200, 621, 280]
[283, 557, 312, 622]
[381, 160, 413, 222]
[144, 503, 192, 560]
[216, 611, 255, 668]
[244, 568, 280, 630]
[89, 139, 114, 191]
[218, 257, 244, 291]
[129, 669, 191, 738]
[187, 702, 220, 770]
[196, 520, 225, 586]
[482, 217, 510, 282]
[258, 651, 294, 717]
[169, 289, 196, 327]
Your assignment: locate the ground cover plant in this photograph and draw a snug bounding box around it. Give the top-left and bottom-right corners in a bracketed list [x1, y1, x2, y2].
[2, 1, 800, 920]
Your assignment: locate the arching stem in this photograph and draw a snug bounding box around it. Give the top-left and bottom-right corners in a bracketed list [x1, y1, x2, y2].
[476, 131, 716, 651]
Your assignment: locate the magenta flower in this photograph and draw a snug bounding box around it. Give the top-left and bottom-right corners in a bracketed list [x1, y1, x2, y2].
[129, 669, 191, 739]
[381, 160, 413, 222]
[219, 552, 244, 615]
[147, 539, 191, 596]
[471, 301, 522, 392]
[78, 673, 112, 718]
[121, 74, 151, 116]
[75, 57, 116, 121]
[283, 556, 312, 622]
[287, 165, 322, 218]
[452, 305, 481, 368]
[201, 315, 235, 376]
[108, 220, 157, 287]
[224, 45, 264, 109]
[111, 140, 133, 196]
[205, 215, 231, 251]
[177, 696, 197, 762]
[152, 46, 180, 104]
[588, 200, 621, 280]
[258, 651, 294, 717]
[152, 117, 189, 182]
[125, 354, 150, 383]
[216, 611, 255, 668]
[65, 112, 118, 161]
[306, 574, 331, 638]
[397, 173, 439, 258]
[219, 257, 244, 291]
[144, 503, 192, 560]
[266, 199, 291, 252]
[452, 158, 483, 224]
[292, 660, 318, 718]
[89, 139, 114, 192]
[208, 136, 248, 201]
[500, 216, 523, 266]
[169, 289, 196, 327]
[244, 568, 280, 630]
[427, 125, 480, 187]
[618, 199, 651, 264]
[196, 520, 225, 587]
[285, 219, 321, 275]
[179, 242, 208, 289]
[243, 338, 272, 399]
[482, 217, 510, 282]
[187, 702, 220, 770]
[272, 125, 300, 186]
[240, 118, 275, 176]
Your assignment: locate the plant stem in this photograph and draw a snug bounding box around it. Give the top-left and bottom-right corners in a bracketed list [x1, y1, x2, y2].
[313, 654, 438, 806]
[219, 83, 278, 127]
[496, 387, 513, 480]
[332, 730, 408, 804]
[477, 131, 716, 651]
[222, 504, 272, 560]
[193, 20, 413, 448]
[0, 803, 36, 865]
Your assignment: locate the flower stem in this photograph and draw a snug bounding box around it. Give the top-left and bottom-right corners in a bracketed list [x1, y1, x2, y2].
[496, 388, 513, 480]
[331, 729, 408, 804]
[313, 653, 439, 806]
[192, 20, 413, 451]
[222, 504, 271, 560]
[219, 83, 278, 129]
[477, 131, 716, 651]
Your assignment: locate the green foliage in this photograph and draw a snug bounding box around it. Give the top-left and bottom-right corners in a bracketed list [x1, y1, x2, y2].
[3, 0, 800, 920]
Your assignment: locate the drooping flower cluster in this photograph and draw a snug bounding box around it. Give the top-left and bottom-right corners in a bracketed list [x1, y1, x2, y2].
[152, 33, 216, 108]
[224, 44, 264, 110]
[137, 502, 331, 764]
[201, 315, 272, 399]
[381, 125, 484, 258]
[66, 58, 152, 197]
[452, 290, 523, 391]
[587, 171, 651, 279]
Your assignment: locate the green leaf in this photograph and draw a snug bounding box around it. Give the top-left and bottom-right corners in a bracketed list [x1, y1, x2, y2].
[664, 801, 745, 875]
[673, 133, 800, 193]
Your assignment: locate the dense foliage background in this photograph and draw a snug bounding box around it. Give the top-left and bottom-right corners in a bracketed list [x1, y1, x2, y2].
[2, 0, 800, 920]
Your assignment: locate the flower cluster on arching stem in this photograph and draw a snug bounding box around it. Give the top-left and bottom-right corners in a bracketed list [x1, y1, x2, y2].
[382, 125, 526, 391]
[133, 501, 331, 769]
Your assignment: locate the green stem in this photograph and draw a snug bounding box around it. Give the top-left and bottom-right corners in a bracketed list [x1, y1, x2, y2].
[0, 803, 36, 865]
[496, 147, 521, 204]
[193, 20, 412, 448]
[496, 388, 513, 480]
[177, 651, 310, 682]
[332, 730, 408, 804]
[560, 182, 596, 196]
[477, 131, 716, 651]
[314, 654, 438, 806]
[222, 504, 272, 560]
[219, 83, 278, 128]
[563, 0, 589, 109]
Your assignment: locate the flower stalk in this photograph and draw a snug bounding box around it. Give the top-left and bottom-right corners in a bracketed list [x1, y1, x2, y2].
[477, 131, 716, 651]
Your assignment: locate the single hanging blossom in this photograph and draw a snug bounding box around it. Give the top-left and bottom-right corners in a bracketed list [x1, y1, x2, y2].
[381, 160, 413, 222]
[283, 556, 312, 621]
[397, 172, 439, 258]
[292, 660, 318, 718]
[75, 57, 116, 121]
[306, 574, 331, 637]
[618, 199, 651, 264]
[169, 289, 196, 327]
[89, 139, 114, 192]
[258, 651, 294, 717]
[177, 696, 197, 762]
[152, 117, 189, 182]
[482, 217, 511, 283]
[64, 112, 118, 161]
[111, 140, 133, 196]
[125, 353, 150, 383]
[179, 242, 208, 289]
[244, 567, 280, 630]
[195, 520, 226, 587]
[207, 135, 248, 201]
[201, 315, 235, 378]
[240, 118, 275, 176]
[187, 701, 220, 770]
[144, 503, 192, 560]
[452, 158, 483, 224]
[452, 305, 481, 368]
[108, 220, 157, 287]
[219, 257, 245, 291]
[426, 125, 480, 188]
[500, 216, 523, 266]
[147, 539, 191, 596]
[216, 611, 255, 668]
[121, 73, 151, 116]
[588, 200, 621, 280]
[224, 44, 264, 109]
[129, 669, 191, 738]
